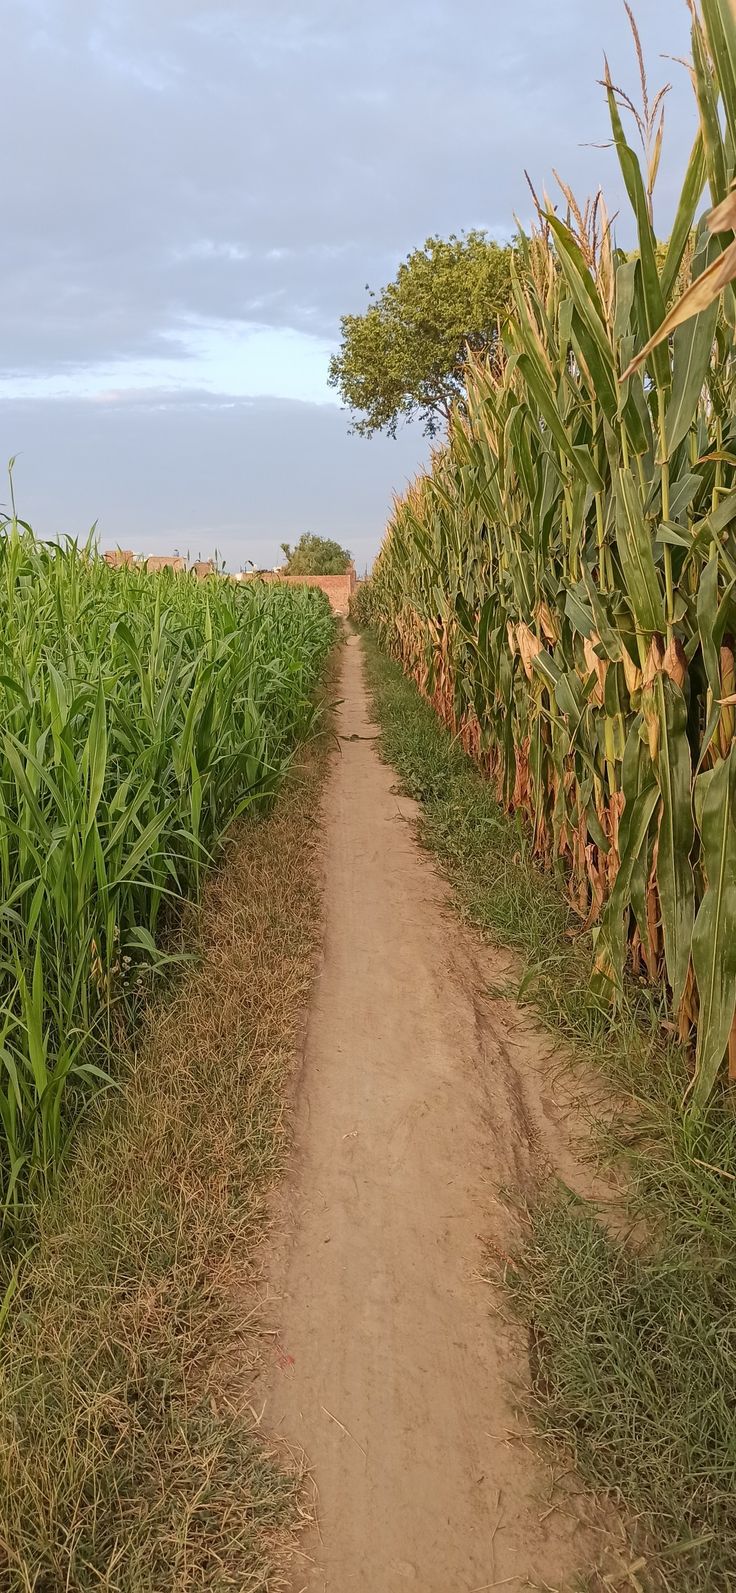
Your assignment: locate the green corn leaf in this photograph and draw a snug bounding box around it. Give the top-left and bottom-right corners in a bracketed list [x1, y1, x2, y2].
[591, 779, 660, 1000]
[606, 84, 670, 392]
[653, 675, 695, 1010]
[614, 258, 638, 348]
[581, 564, 624, 660]
[571, 444, 605, 495]
[531, 649, 562, 689]
[569, 315, 618, 429]
[547, 217, 618, 420]
[660, 130, 706, 304]
[664, 237, 719, 458]
[515, 353, 575, 463]
[697, 553, 734, 766]
[564, 587, 596, 638]
[586, 800, 610, 855]
[615, 468, 666, 636]
[668, 472, 702, 524]
[657, 522, 693, 549]
[701, 0, 736, 158]
[692, 8, 729, 204]
[691, 747, 736, 1104]
[704, 488, 736, 538]
[554, 669, 587, 724]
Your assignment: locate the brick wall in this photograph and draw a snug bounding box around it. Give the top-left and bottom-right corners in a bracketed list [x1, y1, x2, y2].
[252, 567, 357, 616]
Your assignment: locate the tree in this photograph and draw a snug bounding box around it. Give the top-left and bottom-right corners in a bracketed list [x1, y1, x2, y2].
[328, 231, 512, 438]
[280, 534, 353, 575]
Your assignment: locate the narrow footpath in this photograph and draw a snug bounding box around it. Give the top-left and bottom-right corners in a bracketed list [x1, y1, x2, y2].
[264, 631, 599, 1593]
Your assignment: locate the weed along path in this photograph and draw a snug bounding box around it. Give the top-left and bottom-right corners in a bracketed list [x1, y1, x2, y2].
[264, 631, 598, 1593]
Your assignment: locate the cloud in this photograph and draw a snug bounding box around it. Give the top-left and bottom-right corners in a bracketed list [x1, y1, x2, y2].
[4, 0, 694, 376]
[2, 1, 695, 558]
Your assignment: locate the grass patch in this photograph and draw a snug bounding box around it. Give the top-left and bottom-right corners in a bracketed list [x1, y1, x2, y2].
[0, 668, 335, 1590]
[361, 630, 736, 1593]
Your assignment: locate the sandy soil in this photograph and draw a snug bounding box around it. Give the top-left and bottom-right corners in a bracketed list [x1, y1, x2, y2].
[263, 632, 604, 1593]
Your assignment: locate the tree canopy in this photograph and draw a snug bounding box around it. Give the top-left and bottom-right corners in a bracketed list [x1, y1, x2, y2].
[328, 231, 513, 438]
[280, 534, 353, 575]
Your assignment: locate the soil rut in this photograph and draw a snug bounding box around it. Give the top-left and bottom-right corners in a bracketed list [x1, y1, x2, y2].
[264, 633, 600, 1593]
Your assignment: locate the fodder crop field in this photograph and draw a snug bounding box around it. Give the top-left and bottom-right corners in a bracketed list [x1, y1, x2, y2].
[0, 521, 334, 1217]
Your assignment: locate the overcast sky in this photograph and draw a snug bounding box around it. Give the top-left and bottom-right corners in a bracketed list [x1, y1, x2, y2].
[2, 0, 693, 569]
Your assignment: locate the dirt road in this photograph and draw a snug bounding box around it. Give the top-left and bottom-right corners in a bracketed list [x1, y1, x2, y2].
[264, 632, 597, 1592]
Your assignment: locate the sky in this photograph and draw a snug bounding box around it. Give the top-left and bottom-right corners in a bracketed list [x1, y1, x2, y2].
[2, 0, 694, 571]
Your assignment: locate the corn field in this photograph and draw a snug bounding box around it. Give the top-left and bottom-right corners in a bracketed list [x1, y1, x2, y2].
[358, 0, 736, 1104]
[0, 520, 334, 1212]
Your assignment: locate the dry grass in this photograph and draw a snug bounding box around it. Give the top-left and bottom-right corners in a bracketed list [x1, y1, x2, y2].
[0, 659, 337, 1591]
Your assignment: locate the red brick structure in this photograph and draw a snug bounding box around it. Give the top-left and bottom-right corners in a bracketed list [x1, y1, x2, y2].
[103, 549, 136, 568]
[141, 555, 188, 574]
[251, 567, 357, 616]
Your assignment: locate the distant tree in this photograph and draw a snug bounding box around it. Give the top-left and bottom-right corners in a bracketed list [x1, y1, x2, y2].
[280, 534, 352, 575]
[328, 230, 513, 438]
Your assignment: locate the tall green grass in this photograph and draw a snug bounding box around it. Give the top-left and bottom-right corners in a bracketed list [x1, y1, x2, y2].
[0, 519, 334, 1217]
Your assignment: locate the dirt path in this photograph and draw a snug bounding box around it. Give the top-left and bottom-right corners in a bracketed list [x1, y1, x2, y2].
[264, 632, 600, 1593]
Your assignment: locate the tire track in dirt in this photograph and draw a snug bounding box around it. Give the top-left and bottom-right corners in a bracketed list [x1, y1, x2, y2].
[262, 631, 605, 1593]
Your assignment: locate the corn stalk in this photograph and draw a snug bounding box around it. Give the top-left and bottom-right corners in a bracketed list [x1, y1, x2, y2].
[358, 0, 736, 1104]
